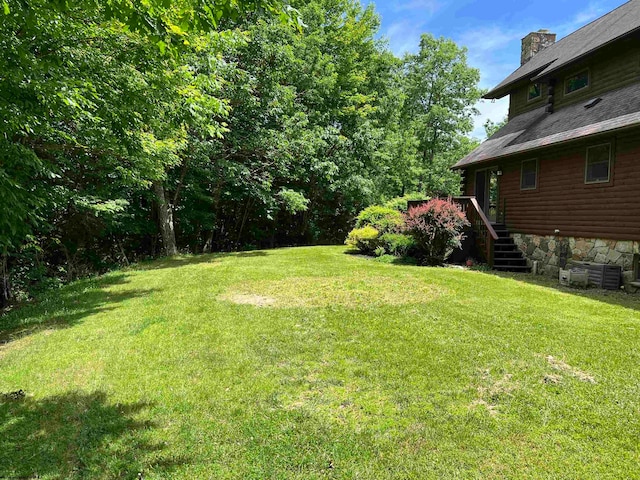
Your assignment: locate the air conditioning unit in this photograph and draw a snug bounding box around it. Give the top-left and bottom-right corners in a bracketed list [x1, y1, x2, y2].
[567, 261, 622, 290]
[559, 268, 589, 288]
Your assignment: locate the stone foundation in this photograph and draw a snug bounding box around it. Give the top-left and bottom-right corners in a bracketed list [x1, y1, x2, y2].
[511, 233, 639, 287]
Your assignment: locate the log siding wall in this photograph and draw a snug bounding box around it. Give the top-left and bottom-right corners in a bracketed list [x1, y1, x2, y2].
[463, 129, 640, 241]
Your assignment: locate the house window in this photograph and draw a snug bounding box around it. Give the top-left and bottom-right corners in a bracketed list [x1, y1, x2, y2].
[585, 143, 611, 184]
[565, 69, 589, 94]
[521, 159, 538, 190]
[528, 83, 541, 101]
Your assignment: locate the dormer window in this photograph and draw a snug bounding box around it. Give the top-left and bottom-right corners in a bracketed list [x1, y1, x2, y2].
[565, 69, 589, 95]
[527, 83, 542, 101]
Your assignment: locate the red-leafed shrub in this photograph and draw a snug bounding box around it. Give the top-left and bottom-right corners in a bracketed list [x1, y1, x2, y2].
[404, 199, 470, 266]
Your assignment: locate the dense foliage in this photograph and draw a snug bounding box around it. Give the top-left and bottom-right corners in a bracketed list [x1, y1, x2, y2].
[0, 0, 483, 304]
[346, 197, 469, 264]
[354, 206, 404, 234]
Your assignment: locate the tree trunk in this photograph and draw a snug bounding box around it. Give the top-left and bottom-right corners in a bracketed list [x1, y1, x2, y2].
[1, 250, 11, 308]
[153, 180, 178, 256]
[203, 230, 215, 254]
[203, 178, 224, 254]
[236, 199, 253, 248]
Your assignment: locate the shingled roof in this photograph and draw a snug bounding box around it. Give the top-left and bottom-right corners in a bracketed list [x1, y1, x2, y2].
[453, 82, 640, 168]
[485, 0, 640, 99]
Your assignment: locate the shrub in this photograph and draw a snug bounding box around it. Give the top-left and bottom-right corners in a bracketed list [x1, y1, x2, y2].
[345, 226, 380, 254]
[354, 206, 404, 234]
[404, 199, 470, 266]
[379, 233, 416, 257]
[374, 246, 386, 258]
[383, 193, 429, 213]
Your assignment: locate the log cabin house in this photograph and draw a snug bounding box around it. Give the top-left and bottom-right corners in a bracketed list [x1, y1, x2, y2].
[452, 0, 640, 288]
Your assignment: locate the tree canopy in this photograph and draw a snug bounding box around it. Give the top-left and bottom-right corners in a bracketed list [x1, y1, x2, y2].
[0, 0, 483, 305]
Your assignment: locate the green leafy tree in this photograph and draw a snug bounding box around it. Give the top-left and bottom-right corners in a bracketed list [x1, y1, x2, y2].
[484, 116, 508, 139]
[401, 34, 484, 196]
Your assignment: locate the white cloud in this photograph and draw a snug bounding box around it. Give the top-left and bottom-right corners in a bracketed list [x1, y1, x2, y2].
[456, 26, 522, 56]
[564, 2, 609, 30]
[384, 20, 426, 55]
[455, 26, 522, 89]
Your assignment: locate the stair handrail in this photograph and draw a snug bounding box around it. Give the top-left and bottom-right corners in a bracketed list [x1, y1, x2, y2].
[468, 197, 499, 241]
[453, 196, 498, 267]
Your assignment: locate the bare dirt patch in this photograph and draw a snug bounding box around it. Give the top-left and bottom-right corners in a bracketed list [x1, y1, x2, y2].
[544, 355, 596, 384]
[542, 373, 563, 385]
[220, 274, 446, 308]
[220, 294, 277, 307]
[470, 369, 517, 416]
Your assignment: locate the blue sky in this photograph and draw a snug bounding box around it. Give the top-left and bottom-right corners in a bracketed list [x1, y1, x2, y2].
[363, 0, 628, 139]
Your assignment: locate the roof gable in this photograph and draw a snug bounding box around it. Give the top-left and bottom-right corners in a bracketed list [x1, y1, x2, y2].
[485, 0, 640, 99]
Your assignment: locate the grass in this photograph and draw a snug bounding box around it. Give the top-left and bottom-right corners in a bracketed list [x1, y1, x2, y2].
[1, 245, 639, 479]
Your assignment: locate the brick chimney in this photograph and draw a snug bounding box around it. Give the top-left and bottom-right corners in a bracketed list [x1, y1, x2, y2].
[521, 29, 556, 65]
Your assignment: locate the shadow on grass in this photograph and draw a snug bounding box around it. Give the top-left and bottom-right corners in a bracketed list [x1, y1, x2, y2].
[1, 250, 276, 345]
[489, 270, 640, 311]
[0, 391, 186, 479]
[136, 250, 269, 271]
[345, 249, 640, 310]
[0, 273, 157, 347]
[344, 249, 419, 266]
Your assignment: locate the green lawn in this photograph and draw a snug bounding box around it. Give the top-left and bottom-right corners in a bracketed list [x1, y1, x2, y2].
[1, 246, 639, 479]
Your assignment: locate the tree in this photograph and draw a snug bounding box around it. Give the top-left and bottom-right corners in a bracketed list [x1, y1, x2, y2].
[401, 34, 484, 195]
[484, 116, 508, 139]
[0, 0, 487, 303]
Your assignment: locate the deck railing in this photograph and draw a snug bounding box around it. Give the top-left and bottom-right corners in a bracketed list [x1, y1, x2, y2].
[453, 196, 499, 267]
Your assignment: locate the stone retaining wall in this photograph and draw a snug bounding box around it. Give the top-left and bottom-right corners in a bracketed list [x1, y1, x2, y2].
[511, 233, 639, 286]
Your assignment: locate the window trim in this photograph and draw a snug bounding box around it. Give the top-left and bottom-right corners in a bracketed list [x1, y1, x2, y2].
[564, 68, 590, 96]
[584, 143, 612, 185]
[520, 158, 538, 191]
[527, 83, 542, 103]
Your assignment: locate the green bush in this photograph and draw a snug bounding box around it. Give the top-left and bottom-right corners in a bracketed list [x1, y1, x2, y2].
[345, 226, 380, 254]
[379, 233, 416, 257]
[383, 193, 429, 213]
[354, 206, 404, 234]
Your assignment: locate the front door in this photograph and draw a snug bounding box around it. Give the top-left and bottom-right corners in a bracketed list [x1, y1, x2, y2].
[475, 169, 499, 223]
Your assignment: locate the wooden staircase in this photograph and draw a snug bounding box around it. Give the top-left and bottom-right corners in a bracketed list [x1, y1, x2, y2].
[492, 224, 530, 272]
[450, 197, 530, 273]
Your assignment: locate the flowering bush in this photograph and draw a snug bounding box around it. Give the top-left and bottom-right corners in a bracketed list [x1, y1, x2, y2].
[404, 199, 469, 265]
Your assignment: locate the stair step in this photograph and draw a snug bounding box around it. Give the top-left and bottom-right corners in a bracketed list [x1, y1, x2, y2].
[494, 239, 516, 245]
[470, 222, 530, 272]
[492, 225, 528, 271]
[494, 265, 531, 272]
